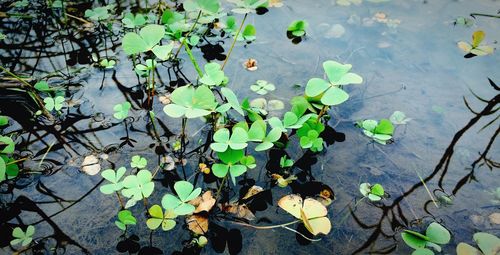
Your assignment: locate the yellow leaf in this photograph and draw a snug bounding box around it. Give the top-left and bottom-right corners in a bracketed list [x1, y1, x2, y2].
[457, 41, 472, 53]
[277, 194, 302, 219]
[472, 30, 485, 48]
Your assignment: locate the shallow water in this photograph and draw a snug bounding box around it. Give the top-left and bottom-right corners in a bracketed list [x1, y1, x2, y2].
[1, 0, 499, 254]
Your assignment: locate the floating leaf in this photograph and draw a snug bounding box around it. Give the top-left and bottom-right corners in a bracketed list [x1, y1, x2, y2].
[100, 167, 126, 194]
[81, 155, 101, 176]
[130, 155, 147, 169]
[146, 205, 177, 231]
[161, 181, 201, 215]
[278, 194, 331, 235]
[390, 111, 412, 125]
[10, 225, 35, 246]
[121, 170, 155, 201]
[250, 80, 275, 95]
[163, 85, 218, 119]
[113, 102, 131, 120]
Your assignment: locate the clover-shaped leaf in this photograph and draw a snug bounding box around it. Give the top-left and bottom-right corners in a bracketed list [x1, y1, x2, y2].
[122, 24, 166, 56]
[299, 130, 324, 152]
[250, 80, 275, 95]
[113, 102, 131, 120]
[184, 0, 221, 14]
[269, 112, 315, 132]
[210, 127, 248, 152]
[85, 6, 112, 21]
[121, 170, 154, 201]
[100, 59, 116, 69]
[278, 194, 331, 235]
[280, 156, 294, 168]
[305, 60, 362, 106]
[458, 30, 494, 58]
[122, 13, 146, 29]
[100, 167, 126, 194]
[135, 59, 157, 77]
[247, 120, 282, 151]
[115, 210, 136, 231]
[44, 96, 64, 111]
[161, 181, 201, 215]
[359, 183, 385, 201]
[1, 156, 19, 182]
[163, 85, 218, 119]
[199, 62, 227, 86]
[130, 155, 147, 169]
[34, 80, 51, 92]
[146, 205, 177, 231]
[359, 119, 394, 144]
[237, 24, 256, 41]
[212, 148, 248, 184]
[287, 20, 308, 37]
[10, 225, 35, 246]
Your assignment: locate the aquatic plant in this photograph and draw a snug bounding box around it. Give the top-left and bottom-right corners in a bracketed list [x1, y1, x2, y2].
[199, 62, 228, 87]
[10, 225, 35, 247]
[305, 60, 363, 106]
[401, 222, 451, 255]
[122, 13, 147, 29]
[280, 155, 294, 168]
[250, 80, 275, 95]
[99, 59, 116, 69]
[162, 181, 201, 215]
[456, 232, 500, 255]
[287, 20, 308, 37]
[121, 169, 155, 201]
[130, 155, 147, 169]
[84, 5, 114, 21]
[115, 210, 136, 231]
[390, 111, 411, 125]
[99, 167, 126, 195]
[146, 205, 177, 231]
[359, 183, 385, 201]
[113, 102, 131, 120]
[458, 30, 495, 58]
[163, 85, 218, 118]
[278, 194, 331, 235]
[212, 148, 255, 184]
[44, 95, 64, 112]
[122, 24, 174, 61]
[357, 118, 394, 144]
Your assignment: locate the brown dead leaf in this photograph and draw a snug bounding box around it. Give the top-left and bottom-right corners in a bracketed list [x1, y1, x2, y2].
[243, 58, 258, 71]
[489, 212, 500, 225]
[186, 214, 208, 235]
[219, 203, 256, 221]
[159, 94, 171, 105]
[190, 191, 216, 213]
[242, 185, 263, 200]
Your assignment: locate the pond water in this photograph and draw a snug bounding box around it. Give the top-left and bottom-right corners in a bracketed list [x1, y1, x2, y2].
[1, 0, 499, 254]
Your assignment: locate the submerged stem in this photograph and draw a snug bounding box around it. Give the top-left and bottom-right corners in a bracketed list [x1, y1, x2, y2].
[222, 13, 248, 70]
[231, 219, 301, 229]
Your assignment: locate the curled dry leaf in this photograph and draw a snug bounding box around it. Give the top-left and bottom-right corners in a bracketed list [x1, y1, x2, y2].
[189, 191, 216, 213]
[186, 214, 208, 235]
[159, 94, 171, 105]
[219, 203, 256, 221]
[242, 185, 264, 200]
[81, 155, 101, 175]
[243, 58, 258, 71]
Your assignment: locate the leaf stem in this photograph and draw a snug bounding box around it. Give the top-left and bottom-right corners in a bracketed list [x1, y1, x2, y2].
[222, 13, 248, 70]
[215, 175, 228, 201]
[231, 219, 301, 229]
[182, 40, 203, 77]
[174, 10, 202, 58]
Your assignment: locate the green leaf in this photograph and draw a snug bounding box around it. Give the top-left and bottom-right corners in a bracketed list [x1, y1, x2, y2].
[113, 102, 131, 120]
[374, 119, 394, 135]
[425, 222, 450, 245]
[161, 194, 182, 209]
[321, 86, 349, 106]
[173, 203, 195, 215]
[163, 104, 187, 118]
[218, 148, 244, 164]
[323, 61, 352, 84]
[212, 163, 229, 178]
[242, 24, 256, 40]
[174, 181, 199, 202]
[0, 157, 6, 182]
[402, 232, 427, 250]
[34, 81, 50, 92]
[0, 136, 15, 154]
[197, 0, 221, 14]
[122, 33, 148, 55]
[371, 184, 384, 196]
[412, 248, 435, 255]
[140, 24, 165, 50]
[152, 42, 174, 60]
[248, 120, 266, 141]
[199, 62, 226, 86]
[305, 78, 330, 97]
[474, 232, 500, 255]
[229, 164, 247, 184]
[221, 87, 244, 115]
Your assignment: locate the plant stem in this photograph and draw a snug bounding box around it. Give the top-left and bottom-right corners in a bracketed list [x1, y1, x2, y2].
[182, 40, 203, 77]
[231, 219, 301, 229]
[174, 10, 202, 59]
[222, 13, 247, 70]
[6, 157, 29, 165]
[65, 13, 92, 25]
[470, 13, 500, 19]
[215, 175, 228, 201]
[116, 192, 124, 209]
[316, 105, 328, 122]
[0, 65, 52, 119]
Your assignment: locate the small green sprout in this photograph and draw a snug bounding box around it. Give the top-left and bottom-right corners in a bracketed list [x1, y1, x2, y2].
[130, 155, 147, 169]
[287, 20, 308, 37]
[357, 119, 394, 144]
[44, 96, 64, 112]
[99, 59, 116, 69]
[280, 156, 294, 168]
[10, 225, 35, 246]
[359, 183, 385, 201]
[113, 102, 131, 120]
[115, 210, 136, 231]
[212, 148, 254, 184]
